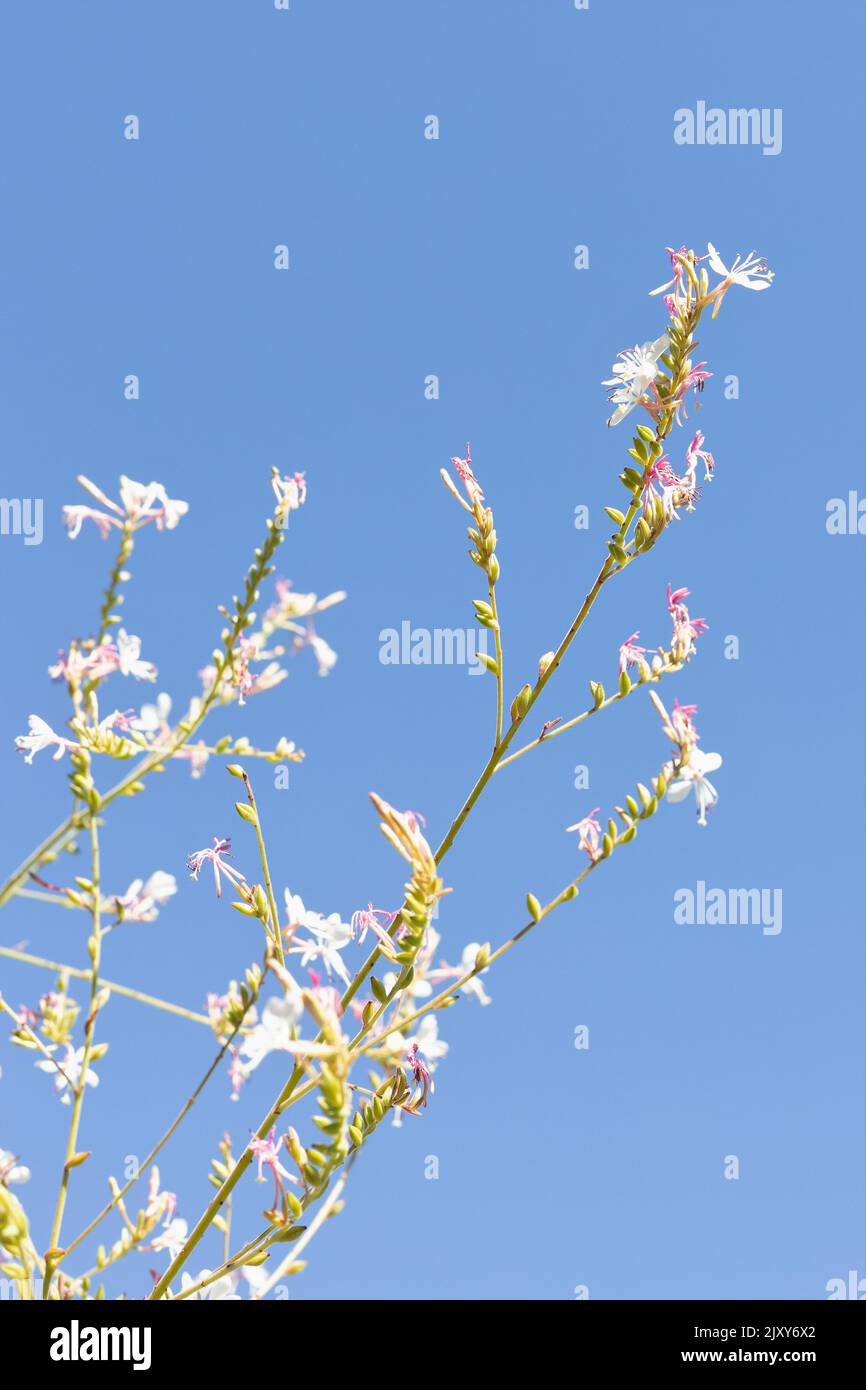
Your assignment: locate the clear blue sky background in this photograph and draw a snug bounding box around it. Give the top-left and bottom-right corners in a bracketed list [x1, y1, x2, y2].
[1, 1, 863, 1300]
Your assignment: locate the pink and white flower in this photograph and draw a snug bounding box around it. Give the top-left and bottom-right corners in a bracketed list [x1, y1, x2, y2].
[186, 838, 249, 898]
[618, 631, 647, 675]
[685, 430, 715, 485]
[566, 808, 603, 862]
[351, 903, 399, 958]
[271, 470, 307, 519]
[404, 1041, 433, 1110]
[63, 475, 188, 539]
[450, 443, 485, 505]
[248, 1126, 298, 1207]
[666, 584, 708, 661]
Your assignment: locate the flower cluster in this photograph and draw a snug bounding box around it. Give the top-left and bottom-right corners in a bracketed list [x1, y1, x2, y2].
[63, 475, 188, 540]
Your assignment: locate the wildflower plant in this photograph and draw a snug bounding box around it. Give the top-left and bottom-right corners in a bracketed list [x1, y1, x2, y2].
[0, 244, 773, 1300]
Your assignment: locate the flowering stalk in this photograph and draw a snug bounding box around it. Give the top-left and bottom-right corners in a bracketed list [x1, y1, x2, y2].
[42, 773, 103, 1297]
[1, 242, 772, 1300]
[0, 488, 292, 909]
[58, 966, 263, 1264]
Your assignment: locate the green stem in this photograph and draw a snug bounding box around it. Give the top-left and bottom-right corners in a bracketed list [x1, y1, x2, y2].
[494, 659, 681, 772]
[60, 983, 262, 1262]
[241, 770, 285, 968]
[0, 946, 213, 1026]
[43, 800, 102, 1296]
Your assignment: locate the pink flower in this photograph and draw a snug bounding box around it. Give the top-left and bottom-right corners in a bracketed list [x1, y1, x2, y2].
[405, 1042, 432, 1110]
[62, 505, 116, 540]
[618, 631, 647, 675]
[227, 1046, 249, 1101]
[247, 1127, 298, 1206]
[685, 430, 715, 485]
[642, 453, 696, 523]
[450, 443, 484, 505]
[351, 903, 398, 957]
[565, 808, 602, 862]
[671, 698, 700, 748]
[187, 838, 249, 899]
[649, 245, 694, 298]
[666, 584, 708, 661]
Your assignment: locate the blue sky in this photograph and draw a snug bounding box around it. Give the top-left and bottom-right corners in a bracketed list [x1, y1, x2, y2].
[1, 0, 864, 1299]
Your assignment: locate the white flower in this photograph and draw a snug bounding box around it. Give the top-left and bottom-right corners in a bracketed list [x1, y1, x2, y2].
[36, 1045, 99, 1104]
[0, 1149, 31, 1186]
[706, 243, 774, 292]
[241, 1262, 271, 1296]
[666, 748, 722, 826]
[132, 692, 172, 735]
[705, 244, 774, 318]
[118, 477, 189, 530]
[456, 942, 492, 1006]
[284, 890, 310, 929]
[290, 911, 354, 985]
[307, 631, 337, 676]
[408, 1015, 448, 1067]
[239, 992, 304, 1072]
[113, 870, 178, 922]
[118, 476, 163, 517]
[116, 630, 157, 682]
[14, 715, 78, 764]
[603, 333, 669, 426]
[149, 1217, 188, 1259]
[179, 1269, 241, 1300]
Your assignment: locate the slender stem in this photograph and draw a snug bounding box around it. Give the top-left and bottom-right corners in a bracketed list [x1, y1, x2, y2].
[495, 659, 681, 771]
[241, 771, 285, 968]
[252, 1169, 349, 1299]
[147, 524, 625, 1299]
[0, 946, 215, 1026]
[61, 992, 260, 1261]
[489, 583, 504, 747]
[171, 1230, 270, 1301]
[13, 888, 80, 909]
[148, 300, 705, 1298]
[43, 804, 102, 1295]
